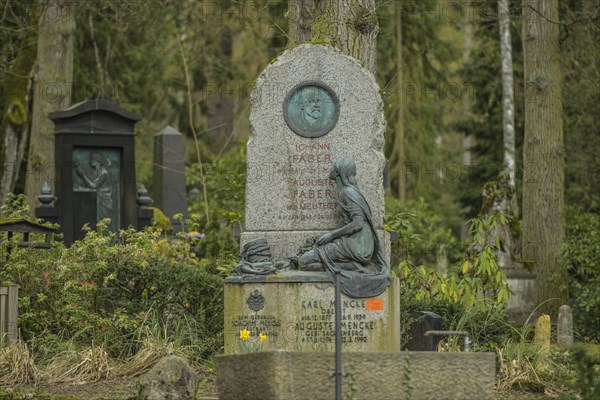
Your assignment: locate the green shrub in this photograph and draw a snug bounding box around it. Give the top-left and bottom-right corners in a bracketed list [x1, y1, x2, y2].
[562, 206, 600, 342]
[0, 193, 31, 219]
[400, 282, 510, 351]
[571, 345, 600, 400]
[386, 196, 462, 269]
[186, 145, 245, 226]
[389, 198, 513, 350]
[0, 218, 230, 362]
[185, 144, 245, 262]
[399, 283, 463, 349]
[398, 212, 511, 305]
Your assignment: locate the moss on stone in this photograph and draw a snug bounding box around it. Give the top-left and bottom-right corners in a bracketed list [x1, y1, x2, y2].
[0, 217, 54, 230]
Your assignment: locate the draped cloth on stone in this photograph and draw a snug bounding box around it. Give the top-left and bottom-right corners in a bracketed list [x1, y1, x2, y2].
[314, 185, 391, 298]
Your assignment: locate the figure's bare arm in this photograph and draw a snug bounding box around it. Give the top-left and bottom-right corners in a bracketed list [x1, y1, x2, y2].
[81, 175, 97, 188]
[316, 215, 364, 245]
[81, 170, 107, 189]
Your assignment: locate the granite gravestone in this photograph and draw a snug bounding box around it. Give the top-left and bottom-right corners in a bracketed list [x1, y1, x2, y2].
[153, 126, 188, 232]
[242, 44, 387, 259]
[224, 45, 399, 354]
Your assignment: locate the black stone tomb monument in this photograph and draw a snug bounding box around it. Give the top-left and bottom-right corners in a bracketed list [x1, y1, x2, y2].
[35, 99, 151, 244]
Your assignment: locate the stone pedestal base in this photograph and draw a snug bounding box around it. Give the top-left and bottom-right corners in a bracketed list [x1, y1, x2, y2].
[224, 273, 400, 354]
[505, 269, 537, 326]
[216, 351, 496, 400]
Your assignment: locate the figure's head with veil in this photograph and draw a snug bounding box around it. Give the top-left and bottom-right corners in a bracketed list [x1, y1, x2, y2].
[329, 157, 358, 189]
[89, 152, 110, 171]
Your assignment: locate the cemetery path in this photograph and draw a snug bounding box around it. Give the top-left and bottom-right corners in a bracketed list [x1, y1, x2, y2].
[3, 374, 218, 399]
[2, 383, 572, 400]
[2, 369, 577, 400]
[12, 377, 138, 399]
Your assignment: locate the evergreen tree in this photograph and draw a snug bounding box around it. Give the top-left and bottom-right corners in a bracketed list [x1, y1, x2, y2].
[378, 1, 464, 232]
[560, 0, 600, 213]
[456, 1, 524, 218]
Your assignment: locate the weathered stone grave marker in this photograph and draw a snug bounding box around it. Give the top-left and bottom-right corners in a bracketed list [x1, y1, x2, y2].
[557, 304, 573, 349]
[534, 314, 551, 353]
[406, 311, 443, 351]
[223, 44, 398, 354]
[153, 126, 188, 232]
[217, 43, 497, 400]
[242, 44, 387, 259]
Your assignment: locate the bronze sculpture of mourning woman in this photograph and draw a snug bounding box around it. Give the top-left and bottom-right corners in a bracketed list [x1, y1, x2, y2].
[234, 157, 391, 298]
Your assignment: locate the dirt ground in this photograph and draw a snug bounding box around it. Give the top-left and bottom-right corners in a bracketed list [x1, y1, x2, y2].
[1, 379, 574, 400]
[2, 375, 219, 400]
[4, 378, 139, 400]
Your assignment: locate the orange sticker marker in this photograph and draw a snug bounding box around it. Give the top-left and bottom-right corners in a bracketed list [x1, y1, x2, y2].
[366, 299, 383, 311]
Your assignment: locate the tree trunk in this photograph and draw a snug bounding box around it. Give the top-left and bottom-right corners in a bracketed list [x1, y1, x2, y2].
[460, 23, 473, 242]
[311, 0, 379, 74]
[0, 106, 30, 205]
[287, 0, 314, 47]
[0, 39, 36, 205]
[388, 4, 405, 200]
[522, 0, 566, 317]
[498, 0, 517, 210]
[25, 0, 75, 206]
[286, 0, 378, 74]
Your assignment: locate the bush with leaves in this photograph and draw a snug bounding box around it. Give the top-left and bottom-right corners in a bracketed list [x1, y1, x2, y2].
[0, 193, 31, 220]
[391, 203, 512, 350]
[0, 215, 230, 363]
[185, 144, 246, 261]
[386, 196, 462, 269]
[562, 206, 600, 342]
[570, 345, 600, 400]
[398, 211, 510, 305]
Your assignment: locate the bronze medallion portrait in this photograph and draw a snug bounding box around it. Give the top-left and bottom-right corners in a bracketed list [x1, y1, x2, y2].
[284, 82, 339, 138]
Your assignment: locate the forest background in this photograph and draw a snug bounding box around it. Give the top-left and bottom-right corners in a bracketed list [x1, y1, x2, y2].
[0, 0, 599, 396]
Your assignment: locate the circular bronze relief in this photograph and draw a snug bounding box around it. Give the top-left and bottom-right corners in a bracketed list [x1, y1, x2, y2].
[283, 82, 339, 138]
